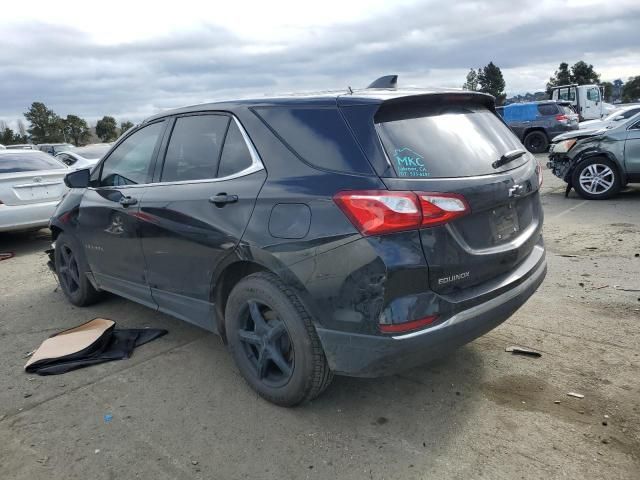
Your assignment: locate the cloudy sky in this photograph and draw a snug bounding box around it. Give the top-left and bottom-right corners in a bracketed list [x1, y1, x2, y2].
[2, 0, 639, 125]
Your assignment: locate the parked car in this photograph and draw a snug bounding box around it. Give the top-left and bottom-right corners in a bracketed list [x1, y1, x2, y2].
[55, 143, 112, 169]
[0, 150, 69, 232]
[500, 101, 578, 153]
[0, 144, 5, 150]
[37, 143, 75, 155]
[5, 144, 38, 150]
[547, 112, 640, 199]
[48, 80, 546, 406]
[579, 105, 640, 130]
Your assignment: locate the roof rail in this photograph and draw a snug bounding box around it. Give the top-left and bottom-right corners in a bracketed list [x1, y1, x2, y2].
[367, 75, 398, 89]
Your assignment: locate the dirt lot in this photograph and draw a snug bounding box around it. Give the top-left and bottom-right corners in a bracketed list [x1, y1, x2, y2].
[1, 156, 639, 479]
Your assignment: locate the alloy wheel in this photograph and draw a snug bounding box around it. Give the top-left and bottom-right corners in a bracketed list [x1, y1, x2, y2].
[578, 163, 614, 195]
[58, 245, 81, 294]
[237, 300, 294, 387]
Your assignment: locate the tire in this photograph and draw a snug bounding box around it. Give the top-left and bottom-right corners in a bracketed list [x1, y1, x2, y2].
[225, 272, 333, 406]
[523, 131, 549, 153]
[54, 233, 102, 306]
[571, 157, 621, 200]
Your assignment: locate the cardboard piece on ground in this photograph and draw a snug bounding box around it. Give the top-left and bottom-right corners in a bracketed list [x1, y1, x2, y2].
[25, 318, 114, 369]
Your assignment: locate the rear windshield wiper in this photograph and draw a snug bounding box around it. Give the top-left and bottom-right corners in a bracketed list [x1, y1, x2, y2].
[492, 149, 526, 169]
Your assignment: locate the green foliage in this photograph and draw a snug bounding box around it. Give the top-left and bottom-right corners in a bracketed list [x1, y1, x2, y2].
[63, 115, 91, 146]
[95, 116, 118, 142]
[477, 62, 506, 105]
[0, 121, 28, 145]
[24, 102, 65, 143]
[622, 76, 640, 103]
[546, 61, 601, 94]
[120, 121, 134, 134]
[601, 81, 613, 102]
[462, 68, 479, 91]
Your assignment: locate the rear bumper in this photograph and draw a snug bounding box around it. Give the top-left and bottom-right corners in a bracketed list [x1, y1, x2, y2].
[0, 201, 58, 232]
[317, 254, 546, 377]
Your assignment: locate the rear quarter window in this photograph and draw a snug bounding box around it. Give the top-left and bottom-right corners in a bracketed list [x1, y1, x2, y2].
[376, 105, 528, 178]
[253, 107, 374, 175]
[537, 104, 559, 116]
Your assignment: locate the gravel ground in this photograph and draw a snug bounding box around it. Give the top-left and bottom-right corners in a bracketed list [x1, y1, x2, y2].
[1, 156, 639, 479]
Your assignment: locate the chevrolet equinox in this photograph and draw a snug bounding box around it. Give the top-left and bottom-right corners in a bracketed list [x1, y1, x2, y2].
[50, 78, 546, 406]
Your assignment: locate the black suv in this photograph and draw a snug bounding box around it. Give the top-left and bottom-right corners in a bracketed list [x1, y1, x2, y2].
[498, 101, 579, 153]
[50, 81, 546, 406]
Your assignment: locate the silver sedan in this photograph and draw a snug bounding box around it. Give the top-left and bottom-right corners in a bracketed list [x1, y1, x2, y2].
[0, 150, 69, 232]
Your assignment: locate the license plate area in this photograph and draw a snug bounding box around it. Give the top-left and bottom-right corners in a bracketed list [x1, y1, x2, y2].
[490, 203, 520, 243]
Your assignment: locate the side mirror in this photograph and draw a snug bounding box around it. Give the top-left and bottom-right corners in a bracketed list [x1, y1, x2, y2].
[64, 168, 90, 188]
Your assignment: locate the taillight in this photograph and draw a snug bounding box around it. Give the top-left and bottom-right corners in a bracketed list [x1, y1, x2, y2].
[333, 190, 470, 235]
[555, 114, 569, 123]
[379, 315, 439, 334]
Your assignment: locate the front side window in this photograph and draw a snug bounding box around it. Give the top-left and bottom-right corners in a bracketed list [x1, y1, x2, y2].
[161, 115, 229, 182]
[587, 88, 600, 102]
[99, 122, 164, 187]
[217, 121, 253, 177]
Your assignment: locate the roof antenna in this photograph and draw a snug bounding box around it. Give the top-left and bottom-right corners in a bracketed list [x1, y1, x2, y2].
[367, 75, 398, 89]
[347, 85, 353, 94]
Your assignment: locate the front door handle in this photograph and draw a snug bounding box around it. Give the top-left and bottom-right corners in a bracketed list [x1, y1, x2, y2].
[209, 193, 238, 206]
[119, 196, 138, 207]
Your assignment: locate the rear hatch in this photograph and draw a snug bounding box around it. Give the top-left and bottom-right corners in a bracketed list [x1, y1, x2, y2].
[365, 94, 543, 294]
[0, 152, 68, 205]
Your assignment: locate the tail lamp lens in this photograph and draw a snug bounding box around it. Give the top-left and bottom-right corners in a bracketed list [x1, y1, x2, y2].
[334, 190, 470, 235]
[379, 315, 439, 334]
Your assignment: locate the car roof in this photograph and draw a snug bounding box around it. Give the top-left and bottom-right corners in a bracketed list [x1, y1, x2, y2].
[143, 88, 494, 123]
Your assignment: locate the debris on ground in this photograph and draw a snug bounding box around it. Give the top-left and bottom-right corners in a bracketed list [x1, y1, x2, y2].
[505, 346, 542, 358]
[104, 414, 113, 423]
[559, 254, 579, 258]
[613, 285, 640, 292]
[0, 252, 15, 261]
[594, 285, 608, 290]
[567, 392, 585, 399]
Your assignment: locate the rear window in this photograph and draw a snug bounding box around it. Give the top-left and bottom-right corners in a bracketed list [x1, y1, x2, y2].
[560, 105, 576, 115]
[537, 104, 559, 116]
[254, 107, 374, 175]
[376, 105, 527, 178]
[0, 152, 66, 173]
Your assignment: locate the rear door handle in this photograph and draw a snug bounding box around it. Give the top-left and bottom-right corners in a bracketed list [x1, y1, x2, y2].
[119, 196, 138, 207]
[209, 193, 238, 206]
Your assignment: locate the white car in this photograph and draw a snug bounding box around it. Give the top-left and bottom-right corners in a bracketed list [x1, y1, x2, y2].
[579, 105, 640, 130]
[55, 143, 112, 169]
[0, 150, 69, 232]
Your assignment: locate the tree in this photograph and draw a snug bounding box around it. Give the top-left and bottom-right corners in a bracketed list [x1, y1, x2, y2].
[546, 62, 571, 94]
[601, 81, 613, 102]
[95, 116, 118, 142]
[1, 127, 15, 145]
[478, 62, 506, 105]
[462, 68, 480, 91]
[17, 119, 27, 138]
[120, 120, 134, 134]
[622, 76, 640, 103]
[546, 61, 601, 95]
[570, 61, 600, 86]
[24, 102, 64, 143]
[63, 115, 91, 146]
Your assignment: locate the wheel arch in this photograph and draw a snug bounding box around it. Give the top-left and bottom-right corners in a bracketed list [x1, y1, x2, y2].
[523, 127, 548, 139]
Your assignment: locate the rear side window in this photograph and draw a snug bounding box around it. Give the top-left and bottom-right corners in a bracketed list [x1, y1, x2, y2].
[217, 121, 253, 178]
[0, 152, 66, 173]
[162, 115, 229, 182]
[254, 107, 373, 175]
[561, 105, 576, 115]
[537, 104, 558, 116]
[376, 105, 527, 178]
